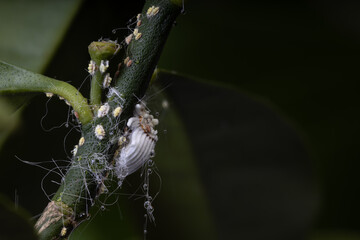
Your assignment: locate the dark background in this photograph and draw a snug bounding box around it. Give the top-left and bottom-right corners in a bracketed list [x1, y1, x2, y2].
[1, 0, 360, 239]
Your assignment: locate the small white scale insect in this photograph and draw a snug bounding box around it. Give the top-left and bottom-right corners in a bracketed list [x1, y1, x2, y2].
[115, 103, 159, 184]
[146, 6, 160, 18]
[99, 60, 109, 74]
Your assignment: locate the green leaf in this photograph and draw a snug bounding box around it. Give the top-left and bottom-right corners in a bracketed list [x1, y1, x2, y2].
[158, 1, 360, 232]
[153, 100, 217, 239]
[309, 230, 360, 240]
[0, 0, 83, 112]
[0, 0, 83, 73]
[0, 98, 20, 148]
[69, 199, 142, 240]
[0, 193, 37, 240]
[0, 61, 93, 124]
[152, 69, 318, 239]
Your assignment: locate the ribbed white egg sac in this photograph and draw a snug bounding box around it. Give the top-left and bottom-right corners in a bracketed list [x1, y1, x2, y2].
[115, 114, 158, 185]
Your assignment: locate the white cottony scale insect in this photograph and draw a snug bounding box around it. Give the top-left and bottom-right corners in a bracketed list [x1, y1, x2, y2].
[60, 227, 67, 237]
[113, 106, 122, 118]
[115, 103, 159, 183]
[118, 136, 126, 146]
[133, 28, 139, 36]
[135, 32, 142, 40]
[99, 60, 109, 73]
[146, 6, 160, 18]
[126, 59, 133, 67]
[95, 124, 106, 140]
[103, 73, 112, 88]
[45, 92, 53, 98]
[125, 33, 133, 45]
[72, 145, 78, 157]
[88, 60, 96, 75]
[97, 103, 110, 118]
[79, 137, 85, 146]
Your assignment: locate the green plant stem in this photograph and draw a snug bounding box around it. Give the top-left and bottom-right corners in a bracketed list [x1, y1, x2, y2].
[114, 0, 181, 117]
[0, 61, 93, 124]
[35, 124, 105, 240]
[88, 41, 119, 108]
[35, 1, 181, 239]
[89, 70, 102, 107]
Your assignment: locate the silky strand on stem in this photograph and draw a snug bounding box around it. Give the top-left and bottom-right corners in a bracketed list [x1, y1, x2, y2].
[34, 1, 181, 239]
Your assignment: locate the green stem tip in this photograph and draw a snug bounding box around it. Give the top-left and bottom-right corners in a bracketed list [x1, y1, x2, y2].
[88, 41, 120, 108]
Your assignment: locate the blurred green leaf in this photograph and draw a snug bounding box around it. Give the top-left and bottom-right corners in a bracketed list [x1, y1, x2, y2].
[158, 0, 360, 235]
[0, 0, 83, 73]
[152, 94, 217, 239]
[0, 193, 37, 240]
[70, 199, 141, 240]
[0, 0, 83, 112]
[0, 0, 84, 238]
[0, 94, 36, 111]
[309, 230, 360, 240]
[153, 69, 318, 239]
[0, 98, 20, 148]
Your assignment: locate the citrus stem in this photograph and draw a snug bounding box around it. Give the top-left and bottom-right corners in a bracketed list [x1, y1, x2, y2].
[0, 61, 93, 124]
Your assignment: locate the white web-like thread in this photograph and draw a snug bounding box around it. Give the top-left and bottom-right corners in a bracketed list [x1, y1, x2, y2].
[142, 158, 157, 237]
[40, 97, 75, 132]
[16, 157, 71, 202]
[23, 96, 164, 238]
[22, 13, 174, 235]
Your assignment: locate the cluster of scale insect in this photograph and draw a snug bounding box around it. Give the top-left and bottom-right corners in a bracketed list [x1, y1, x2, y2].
[82, 92, 126, 198]
[67, 91, 160, 211]
[39, 7, 163, 235]
[80, 9, 162, 221]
